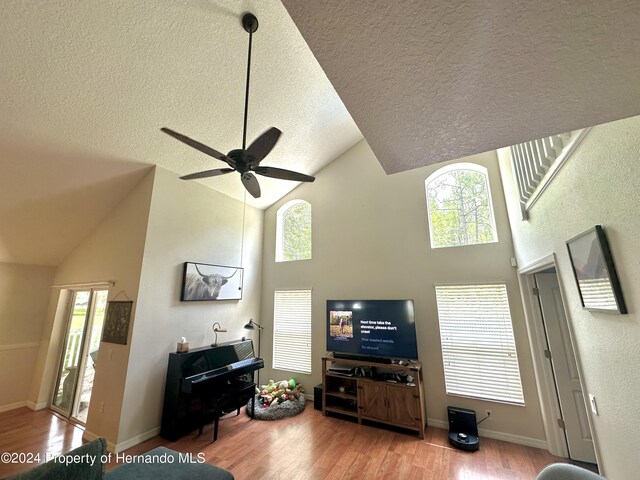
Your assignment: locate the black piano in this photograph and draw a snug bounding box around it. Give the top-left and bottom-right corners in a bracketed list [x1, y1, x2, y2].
[161, 339, 264, 441]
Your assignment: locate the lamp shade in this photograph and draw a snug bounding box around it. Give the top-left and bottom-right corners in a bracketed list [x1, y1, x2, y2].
[244, 319, 262, 330]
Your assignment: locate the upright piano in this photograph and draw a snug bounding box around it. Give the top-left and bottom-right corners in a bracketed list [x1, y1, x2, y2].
[161, 339, 264, 441]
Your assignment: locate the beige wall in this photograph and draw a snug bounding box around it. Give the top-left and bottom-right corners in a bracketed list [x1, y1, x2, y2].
[260, 140, 546, 443]
[117, 167, 264, 446]
[30, 169, 155, 445]
[0, 263, 55, 409]
[498, 115, 640, 479]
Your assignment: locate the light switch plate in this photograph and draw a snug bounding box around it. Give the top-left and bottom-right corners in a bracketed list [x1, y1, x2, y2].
[588, 393, 598, 415]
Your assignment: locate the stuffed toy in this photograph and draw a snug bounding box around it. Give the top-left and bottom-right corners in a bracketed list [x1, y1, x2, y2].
[257, 379, 304, 408]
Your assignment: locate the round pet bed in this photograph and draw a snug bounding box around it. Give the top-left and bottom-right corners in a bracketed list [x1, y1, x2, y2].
[246, 394, 306, 420]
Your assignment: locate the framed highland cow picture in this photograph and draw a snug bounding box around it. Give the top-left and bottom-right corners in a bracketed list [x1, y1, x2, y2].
[181, 262, 243, 301]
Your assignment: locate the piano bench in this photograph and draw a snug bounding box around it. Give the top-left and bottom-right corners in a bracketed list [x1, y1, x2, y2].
[199, 380, 256, 442]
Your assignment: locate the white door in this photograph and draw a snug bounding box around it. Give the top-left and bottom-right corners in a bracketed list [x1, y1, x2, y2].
[535, 273, 596, 463]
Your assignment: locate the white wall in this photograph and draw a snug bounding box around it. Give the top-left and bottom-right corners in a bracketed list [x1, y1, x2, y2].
[498, 115, 640, 479]
[0, 263, 55, 410]
[260, 140, 546, 443]
[117, 167, 264, 446]
[30, 169, 155, 444]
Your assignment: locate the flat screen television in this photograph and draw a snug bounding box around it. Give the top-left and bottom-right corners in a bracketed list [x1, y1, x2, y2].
[326, 299, 418, 361]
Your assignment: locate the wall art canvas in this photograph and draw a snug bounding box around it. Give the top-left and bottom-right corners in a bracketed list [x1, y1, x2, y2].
[102, 301, 133, 345]
[181, 262, 243, 301]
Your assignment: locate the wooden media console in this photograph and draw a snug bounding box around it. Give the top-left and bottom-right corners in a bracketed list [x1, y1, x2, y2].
[321, 354, 426, 438]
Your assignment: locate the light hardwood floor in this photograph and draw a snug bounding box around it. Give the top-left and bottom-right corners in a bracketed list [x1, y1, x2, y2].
[0, 406, 567, 479]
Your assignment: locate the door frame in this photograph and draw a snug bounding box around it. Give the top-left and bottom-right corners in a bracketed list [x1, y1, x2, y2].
[516, 253, 600, 464]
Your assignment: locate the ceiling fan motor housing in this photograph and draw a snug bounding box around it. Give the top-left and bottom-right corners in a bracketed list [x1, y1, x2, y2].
[228, 149, 254, 174]
[242, 13, 258, 33]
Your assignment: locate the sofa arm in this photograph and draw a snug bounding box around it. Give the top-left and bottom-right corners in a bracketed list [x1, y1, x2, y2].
[537, 463, 605, 480]
[6, 438, 106, 480]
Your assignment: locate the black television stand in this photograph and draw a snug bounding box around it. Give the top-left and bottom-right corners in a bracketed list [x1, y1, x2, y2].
[332, 352, 392, 364]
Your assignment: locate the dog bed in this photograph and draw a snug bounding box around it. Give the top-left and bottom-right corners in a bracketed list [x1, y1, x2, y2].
[247, 394, 306, 420]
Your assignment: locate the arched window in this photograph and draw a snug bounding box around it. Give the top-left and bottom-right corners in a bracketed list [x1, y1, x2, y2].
[275, 200, 312, 262]
[425, 163, 498, 248]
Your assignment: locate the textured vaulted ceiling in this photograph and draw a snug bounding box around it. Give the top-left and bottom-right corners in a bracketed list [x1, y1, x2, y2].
[281, 0, 640, 173]
[0, 0, 362, 265]
[4, 1, 640, 266]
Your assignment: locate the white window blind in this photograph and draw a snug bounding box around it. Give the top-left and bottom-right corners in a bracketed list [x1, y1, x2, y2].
[273, 289, 312, 374]
[435, 284, 524, 405]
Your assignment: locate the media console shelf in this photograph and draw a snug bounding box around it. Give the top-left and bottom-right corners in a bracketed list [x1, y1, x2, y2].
[321, 354, 427, 438]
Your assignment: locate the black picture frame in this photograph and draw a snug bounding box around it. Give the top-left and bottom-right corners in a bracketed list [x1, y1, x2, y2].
[180, 262, 244, 301]
[102, 301, 133, 345]
[566, 225, 627, 314]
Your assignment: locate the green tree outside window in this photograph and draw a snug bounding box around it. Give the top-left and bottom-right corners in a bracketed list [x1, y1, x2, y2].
[427, 168, 496, 248]
[281, 201, 311, 261]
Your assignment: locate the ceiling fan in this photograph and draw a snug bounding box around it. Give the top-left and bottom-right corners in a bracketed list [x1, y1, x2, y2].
[161, 12, 315, 199]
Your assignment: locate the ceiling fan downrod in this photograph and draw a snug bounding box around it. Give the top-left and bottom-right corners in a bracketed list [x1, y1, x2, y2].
[241, 13, 258, 150]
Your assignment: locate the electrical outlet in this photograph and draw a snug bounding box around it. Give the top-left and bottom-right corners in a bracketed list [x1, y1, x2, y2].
[485, 409, 492, 420]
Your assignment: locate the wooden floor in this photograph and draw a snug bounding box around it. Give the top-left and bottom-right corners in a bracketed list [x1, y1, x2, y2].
[0, 406, 568, 479]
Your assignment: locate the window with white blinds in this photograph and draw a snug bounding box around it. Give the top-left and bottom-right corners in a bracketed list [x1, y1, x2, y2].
[435, 284, 524, 405]
[273, 289, 312, 374]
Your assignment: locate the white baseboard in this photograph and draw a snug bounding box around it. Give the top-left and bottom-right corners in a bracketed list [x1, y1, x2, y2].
[427, 418, 548, 450]
[27, 401, 48, 411]
[83, 429, 117, 453]
[114, 426, 162, 453]
[426, 418, 448, 429]
[0, 401, 27, 413]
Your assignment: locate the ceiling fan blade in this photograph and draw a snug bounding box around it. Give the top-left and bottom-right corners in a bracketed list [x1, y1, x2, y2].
[241, 172, 261, 198]
[180, 168, 235, 180]
[161, 127, 235, 168]
[253, 166, 315, 183]
[246, 127, 282, 165]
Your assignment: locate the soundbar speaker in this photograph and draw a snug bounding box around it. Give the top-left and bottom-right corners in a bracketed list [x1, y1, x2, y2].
[314, 384, 323, 411]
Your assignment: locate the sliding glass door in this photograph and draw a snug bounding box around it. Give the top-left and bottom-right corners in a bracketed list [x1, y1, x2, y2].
[51, 289, 108, 423]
